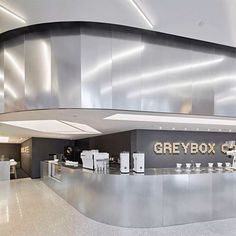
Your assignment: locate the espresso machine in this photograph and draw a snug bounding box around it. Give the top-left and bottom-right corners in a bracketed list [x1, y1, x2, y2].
[133, 153, 145, 173]
[120, 152, 130, 173]
[81, 150, 99, 170]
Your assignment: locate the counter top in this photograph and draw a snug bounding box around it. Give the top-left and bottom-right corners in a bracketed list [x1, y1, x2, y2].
[58, 162, 236, 176]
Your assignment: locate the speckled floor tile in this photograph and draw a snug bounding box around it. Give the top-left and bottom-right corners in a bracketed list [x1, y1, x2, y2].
[1, 178, 236, 236]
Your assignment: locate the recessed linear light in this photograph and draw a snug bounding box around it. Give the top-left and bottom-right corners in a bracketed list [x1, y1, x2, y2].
[0, 4, 26, 23]
[229, 129, 232, 132]
[128, 0, 153, 28]
[105, 114, 236, 126]
[61, 121, 100, 134]
[0, 120, 100, 135]
[172, 128, 175, 130]
[0, 136, 9, 143]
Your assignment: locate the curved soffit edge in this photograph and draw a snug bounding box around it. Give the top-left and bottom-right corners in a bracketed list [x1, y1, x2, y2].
[0, 0, 236, 48]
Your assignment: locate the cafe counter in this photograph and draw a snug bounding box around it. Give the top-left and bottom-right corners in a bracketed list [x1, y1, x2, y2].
[41, 161, 236, 227]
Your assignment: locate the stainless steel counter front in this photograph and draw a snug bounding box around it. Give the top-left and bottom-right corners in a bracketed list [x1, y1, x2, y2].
[41, 161, 236, 227]
[0, 161, 10, 181]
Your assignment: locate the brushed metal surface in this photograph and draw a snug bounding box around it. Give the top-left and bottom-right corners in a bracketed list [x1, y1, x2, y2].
[41, 162, 236, 228]
[0, 161, 10, 181]
[163, 174, 190, 225]
[0, 45, 4, 113]
[191, 43, 216, 115]
[4, 36, 25, 112]
[81, 27, 112, 108]
[214, 49, 236, 117]
[112, 30, 142, 110]
[140, 34, 171, 112]
[51, 29, 81, 108]
[188, 174, 212, 222]
[0, 25, 236, 116]
[212, 172, 236, 219]
[25, 32, 53, 109]
[164, 39, 192, 114]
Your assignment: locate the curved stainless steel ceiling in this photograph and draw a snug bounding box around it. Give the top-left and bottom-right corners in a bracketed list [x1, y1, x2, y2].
[0, 0, 236, 48]
[0, 24, 236, 117]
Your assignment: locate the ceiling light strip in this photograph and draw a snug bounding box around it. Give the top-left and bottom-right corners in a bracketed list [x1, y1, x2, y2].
[59, 120, 85, 133]
[105, 114, 236, 126]
[0, 4, 26, 24]
[128, 0, 153, 28]
[0, 136, 9, 143]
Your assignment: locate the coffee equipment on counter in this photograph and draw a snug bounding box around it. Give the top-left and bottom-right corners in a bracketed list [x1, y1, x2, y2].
[225, 141, 236, 169]
[80, 150, 109, 171]
[120, 152, 130, 173]
[64, 146, 74, 161]
[133, 153, 145, 173]
[81, 150, 99, 170]
[49, 153, 58, 161]
[208, 163, 214, 169]
[93, 152, 109, 172]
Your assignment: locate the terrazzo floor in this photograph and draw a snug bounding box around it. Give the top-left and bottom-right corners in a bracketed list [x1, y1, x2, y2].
[1, 178, 236, 236]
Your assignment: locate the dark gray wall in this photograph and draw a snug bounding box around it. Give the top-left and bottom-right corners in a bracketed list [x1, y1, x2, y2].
[76, 131, 131, 158]
[21, 137, 72, 178]
[77, 129, 236, 168]
[21, 139, 32, 175]
[133, 130, 236, 168]
[31, 137, 72, 178]
[0, 143, 21, 162]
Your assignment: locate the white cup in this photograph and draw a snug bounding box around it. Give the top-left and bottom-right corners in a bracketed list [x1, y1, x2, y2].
[208, 163, 214, 168]
[186, 163, 191, 169]
[217, 162, 223, 168]
[195, 163, 201, 168]
[225, 162, 231, 168]
[176, 163, 182, 169]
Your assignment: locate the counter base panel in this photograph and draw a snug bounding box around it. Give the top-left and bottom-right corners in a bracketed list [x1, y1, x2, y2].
[41, 162, 236, 228]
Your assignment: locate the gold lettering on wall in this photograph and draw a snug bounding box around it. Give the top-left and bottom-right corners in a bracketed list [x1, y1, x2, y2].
[199, 143, 207, 154]
[172, 143, 180, 154]
[181, 143, 189, 154]
[221, 143, 228, 154]
[153, 142, 223, 155]
[154, 142, 162, 154]
[164, 143, 172, 154]
[191, 143, 198, 154]
[208, 143, 215, 154]
[21, 146, 30, 154]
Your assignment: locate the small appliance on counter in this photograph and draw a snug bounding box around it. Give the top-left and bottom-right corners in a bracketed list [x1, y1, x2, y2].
[93, 152, 109, 172]
[81, 150, 99, 170]
[65, 161, 79, 167]
[120, 152, 130, 173]
[133, 153, 145, 173]
[48, 159, 59, 177]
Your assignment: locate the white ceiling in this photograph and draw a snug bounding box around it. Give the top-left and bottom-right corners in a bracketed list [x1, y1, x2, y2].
[0, 108, 236, 143]
[0, 0, 236, 47]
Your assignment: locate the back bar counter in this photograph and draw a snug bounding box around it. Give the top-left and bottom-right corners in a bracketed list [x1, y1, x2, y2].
[41, 161, 236, 228]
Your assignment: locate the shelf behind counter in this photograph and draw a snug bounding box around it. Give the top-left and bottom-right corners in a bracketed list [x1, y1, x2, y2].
[41, 161, 236, 228]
